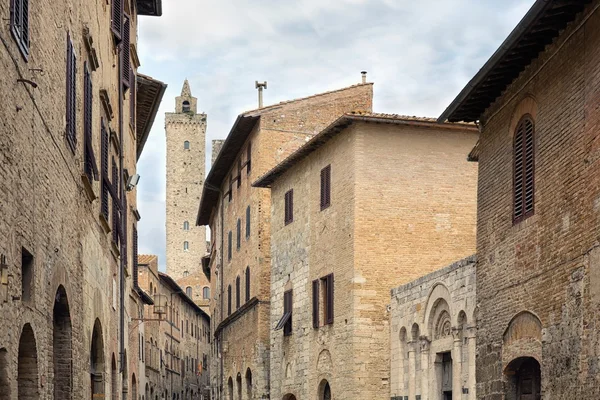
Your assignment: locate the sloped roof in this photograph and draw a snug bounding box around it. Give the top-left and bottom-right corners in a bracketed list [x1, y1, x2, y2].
[253, 112, 476, 188]
[136, 74, 167, 160]
[438, 0, 592, 123]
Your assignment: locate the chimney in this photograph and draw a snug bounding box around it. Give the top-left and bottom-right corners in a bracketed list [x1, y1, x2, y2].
[255, 81, 267, 108]
[361, 71, 367, 84]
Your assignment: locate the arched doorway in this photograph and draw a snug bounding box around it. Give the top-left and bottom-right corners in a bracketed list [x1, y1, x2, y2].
[505, 357, 541, 400]
[227, 377, 234, 400]
[53, 286, 72, 399]
[0, 347, 10, 400]
[132, 373, 137, 400]
[18, 323, 39, 399]
[90, 319, 105, 399]
[318, 379, 331, 400]
[111, 354, 118, 399]
[283, 394, 297, 400]
[245, 368, 253, 399]
[236, 373, 242, 400]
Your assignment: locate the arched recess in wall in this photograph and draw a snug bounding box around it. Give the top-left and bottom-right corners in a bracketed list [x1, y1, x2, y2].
[53, 285, 72, 399]
[18, 323, 39, 400]
[398, 327, 408, 396]
[186, 286, 192, 297]
[183, 221, 190, 231]
[245, 368, 253, 399]
[283, 394, 297, 400]
[317, 379, 332, 400]
[131, 374, 137, 400]
[236, 373, 242, 400]
[90, 319, 105, 397]
[203, 286, 210, 299]
[111, 354, 118, 399]
[424, 283, 452, 339]
[0, 347, 9, 400]
[184, 141, 190, 150]
[503, 311, 542, 363]
[227, 377, 234, 400]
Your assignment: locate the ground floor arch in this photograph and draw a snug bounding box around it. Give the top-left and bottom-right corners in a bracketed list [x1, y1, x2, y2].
[90, 319, 105, 399]
[53, 285, 72, 399]
[18, 323, 39, 399]
[0, 347, 9, 400]
[505, 357, 541, 400]
[318, 379, 331, 400]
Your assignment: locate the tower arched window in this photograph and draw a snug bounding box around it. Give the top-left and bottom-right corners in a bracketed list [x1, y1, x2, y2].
[184, 141, 190, 150]
[183, 221, 189, 231]
[186, 287, 192, 297]
[183, 241, 189, 251]
[182, 101, 190, 113]
[203, 287, 210, 300]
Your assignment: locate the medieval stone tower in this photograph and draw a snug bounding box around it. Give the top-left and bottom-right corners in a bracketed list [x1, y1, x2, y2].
[165, 80, 209, 294]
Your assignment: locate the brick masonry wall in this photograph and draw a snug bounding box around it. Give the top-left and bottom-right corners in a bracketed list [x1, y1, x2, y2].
[0, 0, 148, 398]
[208, 83, 373, 399]
[268, 119, 477, 400]
[474, 3, 600, 399]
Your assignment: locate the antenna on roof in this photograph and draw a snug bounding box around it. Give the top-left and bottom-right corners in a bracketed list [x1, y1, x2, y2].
[361, 71, 367, 84]
[255, 81, 267, 108]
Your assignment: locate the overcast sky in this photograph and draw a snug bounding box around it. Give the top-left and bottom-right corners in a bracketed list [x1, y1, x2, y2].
[136, 0, 535, 270]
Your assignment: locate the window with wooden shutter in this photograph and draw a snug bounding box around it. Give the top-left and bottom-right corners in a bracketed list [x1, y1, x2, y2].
[246, 143, 252, 174]
[235, 276, 240, 310]
[312, 279, 319, 328]
[133, 225, 138, 288]
[111, 0, 123, 41]
[227, 285, 232, 316]
[10, 0, 29, 58]
[275, 290, 293, 336]
[246, 206, 251, 239]
[84, 63, 98, 182]
[227, 231, 232, 261]
[100, 120, 110, 221]
[325, 274, 334, 324]
[236, 219, 241, 250]
[513, 116, 535, 223]
[237, 158, 242, 188]
[130, 69, 136, 127]
[284, 189, 294, 225]
[245, 266, 250, 302]
[122, 15, 131, 89]
[320, 165, 331, 210]
[66, 34, 77, 152]
[112, 158, 119, 245]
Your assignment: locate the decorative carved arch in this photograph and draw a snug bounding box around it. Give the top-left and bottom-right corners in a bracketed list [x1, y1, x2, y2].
[423, 283, 452, 338]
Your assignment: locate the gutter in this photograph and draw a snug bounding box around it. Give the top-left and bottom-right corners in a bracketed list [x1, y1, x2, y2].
[437, 0, 551, 123]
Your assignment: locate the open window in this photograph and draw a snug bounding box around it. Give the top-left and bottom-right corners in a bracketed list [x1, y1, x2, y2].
[313, 274, 334, 328]
[275, 290, 293, 336]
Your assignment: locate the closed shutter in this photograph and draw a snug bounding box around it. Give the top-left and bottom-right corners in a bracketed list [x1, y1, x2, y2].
[325, 274, 334, 324]
[285, 190, 294, 225]
[236, 219, 241, 250]
[111, 0, 123, 41]
[133, 226, 138, 288]
[112, 158, 119, 244]
[122, 15, 131, 89]
[235, 276, 240, 309]
[227, 231, 232, 260]
[247, 143, 252, 174]
[245, 267, 250, 302]
[312, 279, 319, 328]
[227, 285, 231, 316]
[122, 194, 128, 264]
[11, 0, 29, 56]
[101, 120, 110, 220]
[66, 34, 77, 152]
[283, 290, 293, 336]
[320, 165, 331, 210]
[513, 117, 535, 222]
[84, 63, 98, 181]
[130, 69, 136, 127]
[246, 206, 250, 238]
[237, 159, 242, 188]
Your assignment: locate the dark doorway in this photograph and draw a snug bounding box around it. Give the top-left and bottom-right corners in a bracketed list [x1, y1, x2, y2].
[318, 380, 331, 400]
[53, 286, 72, 399]
[441, 352, 452, 400]
[18, 324, 39, 399]
[506, 357, 541, 400]
[90, 319, 105, 399]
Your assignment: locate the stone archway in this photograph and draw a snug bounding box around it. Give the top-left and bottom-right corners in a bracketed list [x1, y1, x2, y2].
[236, 373, 242, 400]
[0, 347, 9, 400]
[282, 394, 297, 400]
[18, 323, 39, 399]
[227, 377, 234, 400]
[318, 379, 331, 400]
[132, 373, 137, 400]
[90, 319, 105, 399]
[245, 368, 253, 399]
[505, 357, 541, 400]
[53, 285, 72, 399]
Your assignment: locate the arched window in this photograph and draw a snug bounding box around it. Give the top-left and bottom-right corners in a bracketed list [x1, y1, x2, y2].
[182, 101, 190, 112]
[245, 267, 250, 302]
[235, 276, 240, 309]
[183, 241, 189, 251]
[513, 115, 535, 223]
[227, 285, 232, 316]
[183, 270, 189, 277]
[184, 141, 190, 150]
[203, 287, 210, 300]
[186, 287, 192, 297]
[183, 221, 189, 231]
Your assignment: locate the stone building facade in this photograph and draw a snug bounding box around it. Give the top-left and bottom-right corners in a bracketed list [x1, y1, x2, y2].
[197, 80, 374, 399]
[0, 0, 163, 398]
[390, 256, 476, 400]
[438, 0, 600, 398]
[165, 81, 210, 312]
[138, 255, 211, 400]
[253, 113, 478, 399]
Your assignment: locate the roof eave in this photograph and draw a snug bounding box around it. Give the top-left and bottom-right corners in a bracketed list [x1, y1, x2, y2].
[136, 0, 162, 16]
[136, 74, 167, 160]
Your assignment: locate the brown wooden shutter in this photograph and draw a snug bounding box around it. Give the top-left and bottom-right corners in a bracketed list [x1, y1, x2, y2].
[283, 289, 293, 336]
[312, 279, 319, 328]
[245, 266, 250, 302]
[320, 165, 331, 210]
[130, 69, 136, 127]
[235, 276, 240, 309]
[122, 194, 128, 264]
[285, 190, 294, 225]
[227, 285, 232, 316]
[513, 117, 535, 223]
[122, 15, 131, 89]
[66, 34, 77, 152]
[83, 63, 98, 182]
[112, 158, 119, 244]
[247, 142, 252, 174]
[133, 225, 138, 288]
[111, 0, 123, 41]
[21, 0, 28, 50]
[289, 189, 294, 223]
[325, 273, 334, 324]
[246, 206, 250, 238]
[236, 219, 241, 250]
[237, 158, 242, 188]
[101, 120, 110, 220]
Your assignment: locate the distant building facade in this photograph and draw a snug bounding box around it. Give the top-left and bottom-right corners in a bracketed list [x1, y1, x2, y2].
[0, 0, 163, 398]
[390, 256, 476, 400]
[254, 113, 478, 399]
[197, 80, 374, 399]
[439, 0, 600, 398]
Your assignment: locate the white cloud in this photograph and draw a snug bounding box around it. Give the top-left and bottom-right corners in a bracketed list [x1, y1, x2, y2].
[136, 0, 535, 270]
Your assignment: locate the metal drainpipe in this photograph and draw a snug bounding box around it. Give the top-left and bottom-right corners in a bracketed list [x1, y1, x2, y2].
[118, 39, 126, 398]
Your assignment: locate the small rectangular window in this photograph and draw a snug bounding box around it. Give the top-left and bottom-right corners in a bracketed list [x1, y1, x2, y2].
[10, 0, 29, 58]
[323, 274, 334, 325]
[227, 285, 232, 316]
[320, 165, 331, 210]
[236, 219, 241, 250]
[228, 176, 233, 202]
[237, 159, 242, 188]
[122, 15, 131, 89]
[228, 231, 232, 261]
[246, 206, 251, 239]
[284, 189, 294, 225]
[235, 276, 240, 309]
[275, 290, 293, 336]
[245, 267, 250, 302]
[312, 279, 319, 328]
[21, 247, 33, 302]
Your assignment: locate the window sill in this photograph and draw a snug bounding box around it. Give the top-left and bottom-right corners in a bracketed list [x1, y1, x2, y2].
[81, 173, 97, 203]
[99, 213, 112, 234]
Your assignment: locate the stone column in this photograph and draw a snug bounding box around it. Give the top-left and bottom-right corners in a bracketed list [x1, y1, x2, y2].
[452, 329, 462, 399]
[420, 338, 431, 400]
[467, 326, 477, 399]
[408, 340, 416, 400]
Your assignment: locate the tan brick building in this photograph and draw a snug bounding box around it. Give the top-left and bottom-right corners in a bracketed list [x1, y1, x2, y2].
[165, 81, 210, 313]
[138, 255, 211, 400]
[389, 255, 476, 400]
[197, 80, 374, 399]
[253, 112, 478, 400]
[0, 0, 164, 399]
[438, 1, 600, 398]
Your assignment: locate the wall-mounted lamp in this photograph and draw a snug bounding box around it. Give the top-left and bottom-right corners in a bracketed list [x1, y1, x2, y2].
[126, 174, 140, 191]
